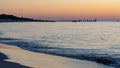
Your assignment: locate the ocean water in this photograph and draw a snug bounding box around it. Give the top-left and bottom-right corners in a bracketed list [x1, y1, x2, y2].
[0, 22, 120, 67]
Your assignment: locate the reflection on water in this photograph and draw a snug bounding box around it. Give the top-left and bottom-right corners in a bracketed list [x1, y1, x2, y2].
[0, 22, 120, 67]
[0, 22, 120, 50]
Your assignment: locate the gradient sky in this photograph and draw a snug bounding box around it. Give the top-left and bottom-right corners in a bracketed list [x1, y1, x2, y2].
[0, 0, 120, 20]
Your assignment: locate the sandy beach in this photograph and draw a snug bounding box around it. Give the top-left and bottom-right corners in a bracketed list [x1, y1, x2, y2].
[0, 43, 115, 68]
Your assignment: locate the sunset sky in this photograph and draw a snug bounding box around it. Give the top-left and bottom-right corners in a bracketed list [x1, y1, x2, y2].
[0, 0, 120, 20]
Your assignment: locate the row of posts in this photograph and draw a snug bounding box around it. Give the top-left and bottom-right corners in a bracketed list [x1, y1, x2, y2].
[72, 19, 97, 22]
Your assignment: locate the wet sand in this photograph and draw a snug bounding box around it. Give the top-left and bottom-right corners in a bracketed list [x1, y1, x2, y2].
[0, 43, 115, 68]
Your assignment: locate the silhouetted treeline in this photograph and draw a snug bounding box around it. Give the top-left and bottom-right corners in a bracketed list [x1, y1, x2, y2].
[0, 14, 56, 22]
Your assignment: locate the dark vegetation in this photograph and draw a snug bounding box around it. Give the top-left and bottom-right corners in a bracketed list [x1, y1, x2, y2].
[0, 14, 56, 22]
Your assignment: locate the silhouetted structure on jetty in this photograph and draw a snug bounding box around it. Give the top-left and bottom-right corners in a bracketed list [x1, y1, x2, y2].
[72, 19, 97, 22]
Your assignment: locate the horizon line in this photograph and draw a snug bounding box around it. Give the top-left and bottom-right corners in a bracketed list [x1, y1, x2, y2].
[0, 13, 120, 21]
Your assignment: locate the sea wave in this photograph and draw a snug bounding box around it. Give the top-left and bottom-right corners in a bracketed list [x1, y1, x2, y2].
[0, 37, 120, 67]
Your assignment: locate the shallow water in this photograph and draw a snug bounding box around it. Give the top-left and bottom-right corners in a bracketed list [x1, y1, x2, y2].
[0, 22, 120, 67]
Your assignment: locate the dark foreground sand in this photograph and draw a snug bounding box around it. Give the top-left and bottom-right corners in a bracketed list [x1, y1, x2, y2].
[0, 43, 115, 68]
[0, 53, 30, 68]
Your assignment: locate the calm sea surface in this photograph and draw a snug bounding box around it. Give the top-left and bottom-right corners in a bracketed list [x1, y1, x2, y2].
[0, 22, 120, 67]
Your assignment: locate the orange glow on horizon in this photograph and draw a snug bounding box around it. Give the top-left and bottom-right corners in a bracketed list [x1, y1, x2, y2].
[0, 0, 120, 20]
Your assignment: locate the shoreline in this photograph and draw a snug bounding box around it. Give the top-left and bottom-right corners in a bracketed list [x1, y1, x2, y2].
[0, 52, 30, 68]
[0, 43, 115, 68]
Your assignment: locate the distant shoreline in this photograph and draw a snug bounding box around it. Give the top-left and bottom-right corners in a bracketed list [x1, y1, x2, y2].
[1, 14, 119, 22]
[0, 14, 56, 22]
